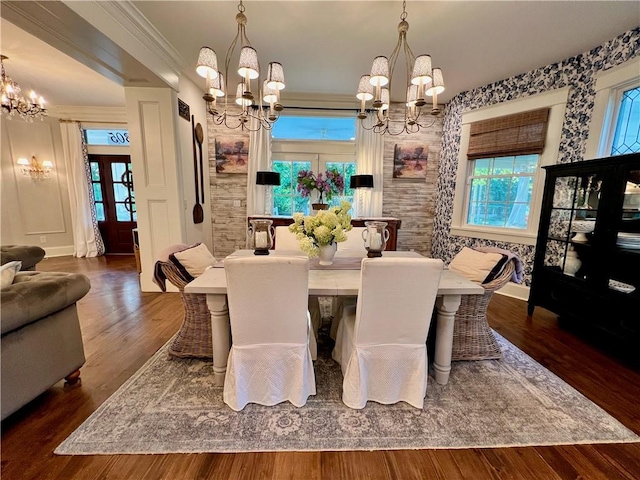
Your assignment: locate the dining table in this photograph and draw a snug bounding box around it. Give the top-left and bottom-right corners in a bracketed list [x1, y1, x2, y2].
[185, 250, 484, 387]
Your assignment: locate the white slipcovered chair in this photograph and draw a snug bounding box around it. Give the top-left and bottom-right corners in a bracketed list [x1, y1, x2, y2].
[332, 257, 443, 409]
[274, 226, 302, 251]
[223, 256, 316, 411]
[274, 225, 322, 340]
[337, 227, 367, 253]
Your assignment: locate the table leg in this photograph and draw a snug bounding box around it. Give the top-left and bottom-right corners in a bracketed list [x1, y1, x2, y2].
[206, 294, 231, 387]
[433, 294, 461, 385]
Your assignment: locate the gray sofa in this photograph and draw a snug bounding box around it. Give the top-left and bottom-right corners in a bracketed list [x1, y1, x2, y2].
[0, 245, 46, 271]
[1, 271, 91, 420]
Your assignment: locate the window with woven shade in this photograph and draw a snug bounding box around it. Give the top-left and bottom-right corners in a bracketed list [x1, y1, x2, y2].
[467, 108, 550, 159]
[451, 89, 568, 245]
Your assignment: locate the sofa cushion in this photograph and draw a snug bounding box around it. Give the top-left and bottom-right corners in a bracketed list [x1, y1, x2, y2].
[0, 245, 46, 270]
[0, 272, 91, 335]
[1, 261, 22, 289]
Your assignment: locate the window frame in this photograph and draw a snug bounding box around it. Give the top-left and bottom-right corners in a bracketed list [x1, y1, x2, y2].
[451, 88, 569, 245]
[585, 60, 640, 159]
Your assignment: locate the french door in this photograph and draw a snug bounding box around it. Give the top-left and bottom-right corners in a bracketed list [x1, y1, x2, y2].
[89, 155, 137, 254]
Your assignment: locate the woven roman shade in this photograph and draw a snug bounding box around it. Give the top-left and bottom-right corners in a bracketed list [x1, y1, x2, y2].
[467, 108, 550, 159]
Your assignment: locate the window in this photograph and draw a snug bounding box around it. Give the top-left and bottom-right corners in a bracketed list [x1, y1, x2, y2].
[466, 155, 537, 229]
[271, 114, 356, 215]
[84, 129, 130, 146]
[90, 161, 106, 221]
[610, 85, 640, 155]
[451, 89, 568, 245]
[586, 60, 640, 159]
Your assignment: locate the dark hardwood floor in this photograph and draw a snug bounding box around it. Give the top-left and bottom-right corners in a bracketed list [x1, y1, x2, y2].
[2, 255, 639, 479]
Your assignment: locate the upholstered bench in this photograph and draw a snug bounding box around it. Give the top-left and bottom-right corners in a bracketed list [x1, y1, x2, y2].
[1, 245, 46, 271]
[1, 271, 91, 420]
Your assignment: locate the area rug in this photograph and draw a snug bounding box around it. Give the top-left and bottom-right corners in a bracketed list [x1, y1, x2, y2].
[55, 333, 639, 454]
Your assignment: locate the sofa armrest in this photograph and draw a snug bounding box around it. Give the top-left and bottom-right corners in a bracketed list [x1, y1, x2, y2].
[1, 272, 91, 335]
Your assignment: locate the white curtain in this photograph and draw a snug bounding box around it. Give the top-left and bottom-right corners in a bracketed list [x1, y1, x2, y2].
[60, 121, 105, 257]
[355, 112, 384, 217]
[246, 112, 273, 216]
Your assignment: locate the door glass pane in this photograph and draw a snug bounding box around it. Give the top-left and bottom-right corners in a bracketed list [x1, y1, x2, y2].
[113, 183, 129, 202]
[95, 202, 105, 221]
[90, 162, 100, 181]
[552, 176, 578, 209]
[93, 183, 103, 201]
[111, 162, 126, 180]
[115, 203, 131, 221]
[622, 169, 640, 222]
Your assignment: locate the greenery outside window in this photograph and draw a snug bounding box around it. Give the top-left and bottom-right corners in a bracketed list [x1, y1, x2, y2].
[271, 114, 356, 215]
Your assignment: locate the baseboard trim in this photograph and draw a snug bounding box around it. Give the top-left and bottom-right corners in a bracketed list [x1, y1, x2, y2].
[44, 246, 75, 258]
[496, 282, 529, 302]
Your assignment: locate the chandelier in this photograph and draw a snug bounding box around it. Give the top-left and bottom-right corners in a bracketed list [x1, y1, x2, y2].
[196, 0, 285, 132]
[356, 1, 445, 136]
[1, 55, 46, 121]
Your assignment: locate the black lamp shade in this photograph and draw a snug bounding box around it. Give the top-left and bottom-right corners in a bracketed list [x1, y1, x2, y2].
[256, 171, 281, 186]
[350, 174, 374, 189]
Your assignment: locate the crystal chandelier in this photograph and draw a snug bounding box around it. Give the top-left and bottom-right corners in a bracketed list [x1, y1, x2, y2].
[356, 1, 445, 136]
[1, 55, 46, 121]
[196, 0, 285, 132]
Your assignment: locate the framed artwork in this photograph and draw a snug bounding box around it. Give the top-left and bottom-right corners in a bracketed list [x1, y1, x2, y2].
[177, 98, 190, 121]
[215, 136, 249, 174]
[393, 143, 428, 179]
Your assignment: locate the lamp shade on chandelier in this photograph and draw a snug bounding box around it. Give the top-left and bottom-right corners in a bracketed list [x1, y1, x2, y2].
[356, 1, 445, 135]
[1, 55, 46, 121]
[197, 0, 285, 131]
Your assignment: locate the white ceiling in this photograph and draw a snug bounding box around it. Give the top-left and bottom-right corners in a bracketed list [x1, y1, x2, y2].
[2, 1, 639, 109]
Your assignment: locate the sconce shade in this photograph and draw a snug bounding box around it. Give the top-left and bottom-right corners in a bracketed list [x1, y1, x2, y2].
[238, 46, 260, 79]
[406, 85, 418, 106]
[196, 47, 218, 79]
[380, 88, 390, 111]
[235, 83, 252, 107]
[266, 62, 285, 90]
[256, 171, 281, 186]
[411, 55, 433, 85]
[350, 174, 374, 189]
[426, 68, 445, 96]
[210, 72, 225, 97]
[356, 75, 374, 101]
[370, 56, 390, 86]
[262, 81, 278, 103]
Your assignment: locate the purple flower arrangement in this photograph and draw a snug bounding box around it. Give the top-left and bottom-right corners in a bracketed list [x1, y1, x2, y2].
[296, 169, 345, 203]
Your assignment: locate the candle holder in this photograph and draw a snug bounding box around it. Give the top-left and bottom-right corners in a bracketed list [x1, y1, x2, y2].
[248, 219, 274, 255]
[362, 221, 390, 258]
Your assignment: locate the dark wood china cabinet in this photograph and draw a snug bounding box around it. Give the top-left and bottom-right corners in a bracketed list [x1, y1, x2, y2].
[528, 153, 640, 356]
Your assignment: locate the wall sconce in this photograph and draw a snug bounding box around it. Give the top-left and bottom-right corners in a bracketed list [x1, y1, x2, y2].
[17, 156, 53, 181]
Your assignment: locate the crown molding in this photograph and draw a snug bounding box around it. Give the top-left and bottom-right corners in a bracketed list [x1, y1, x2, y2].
[62, 0, 184, 91]
[48, 106, 128, 124]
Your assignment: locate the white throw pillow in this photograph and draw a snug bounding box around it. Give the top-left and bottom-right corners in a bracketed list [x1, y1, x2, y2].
[0, 261, 22, 289]
[170, 243, 216, 280]
[448, 247, 506, 284]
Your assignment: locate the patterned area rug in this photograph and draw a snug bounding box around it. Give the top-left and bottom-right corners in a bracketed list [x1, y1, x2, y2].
[56, 332, 638, 454]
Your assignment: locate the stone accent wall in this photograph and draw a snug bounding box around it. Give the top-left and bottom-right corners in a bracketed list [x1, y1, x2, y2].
[206, 105, 248, 258]
[433, 27, 640, 286]
[380, 104, 444, 256]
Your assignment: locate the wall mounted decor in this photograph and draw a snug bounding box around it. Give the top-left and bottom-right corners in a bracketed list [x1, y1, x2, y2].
[393, 143, 428, 178]
[178, 98, 190, 121]
[215, 136, 249, 174]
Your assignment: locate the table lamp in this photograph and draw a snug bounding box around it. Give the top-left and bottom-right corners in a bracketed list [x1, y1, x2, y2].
[256, 171, 281, 215]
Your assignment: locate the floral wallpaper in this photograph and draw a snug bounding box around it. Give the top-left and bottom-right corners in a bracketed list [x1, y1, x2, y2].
[433, 27, 640, 286]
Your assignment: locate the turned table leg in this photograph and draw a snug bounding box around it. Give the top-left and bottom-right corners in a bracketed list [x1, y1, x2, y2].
[433, 294, 462, 385]
[206, 294, 231, 387]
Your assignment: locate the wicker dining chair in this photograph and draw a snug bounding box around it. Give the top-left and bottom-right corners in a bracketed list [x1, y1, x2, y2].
[158, 261, 213, 359]
[451, 259, 516, 361]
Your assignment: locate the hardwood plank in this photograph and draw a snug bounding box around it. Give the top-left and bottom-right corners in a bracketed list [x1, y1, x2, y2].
[2, 255, 639, 480]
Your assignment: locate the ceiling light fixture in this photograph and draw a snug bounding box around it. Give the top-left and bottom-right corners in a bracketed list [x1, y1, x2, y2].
[356, 1, 445, 136]
[196, 0, 285, 132]
[1, 55, 46, 121]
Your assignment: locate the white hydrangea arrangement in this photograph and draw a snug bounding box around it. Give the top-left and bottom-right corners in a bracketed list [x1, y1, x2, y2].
[289, 201, 353, 257]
